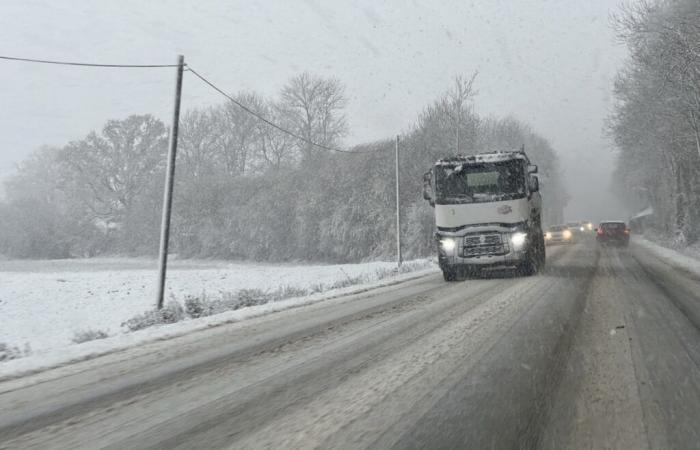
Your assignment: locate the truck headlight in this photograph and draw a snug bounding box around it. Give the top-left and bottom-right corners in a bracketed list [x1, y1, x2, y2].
[563, 230, 572, 239]
[440, 238, 456, 253]
[545, 232, 552, 240]
[511, 232, 527, 251]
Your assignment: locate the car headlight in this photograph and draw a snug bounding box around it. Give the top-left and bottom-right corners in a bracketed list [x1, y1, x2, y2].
[440, 238, 456, 253]
[580, 226, 585, 232]
[545, 232, 552, 240]
[563, 230, 572, 239]
[511, 232, 527, 251]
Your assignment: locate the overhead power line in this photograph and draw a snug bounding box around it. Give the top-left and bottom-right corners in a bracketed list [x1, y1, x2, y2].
[0, 55, 179, 68]
[0, 53, 388, 154]
[186, 66, 384, 155]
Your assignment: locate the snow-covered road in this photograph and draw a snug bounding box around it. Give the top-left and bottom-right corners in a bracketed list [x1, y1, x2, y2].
[2, 241, 700, 449]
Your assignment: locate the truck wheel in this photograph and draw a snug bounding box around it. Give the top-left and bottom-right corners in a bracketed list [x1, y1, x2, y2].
[537, 234, 546, 269]
[442, 268, 457, 282]
[519, 238, 542, 276]
[519, 257, 537, 276]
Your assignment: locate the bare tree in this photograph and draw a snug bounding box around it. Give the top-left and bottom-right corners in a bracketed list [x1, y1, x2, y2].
[57, 115, 168, 228]
[280, 73, 348, 159]
[178, 108, 221, 178]
[259, 101, 299, 171]
[415, 73, 479, 159]
[609, 0, 700, 243]
[215, 92, 267, 176]
[444, 72, 479, 154]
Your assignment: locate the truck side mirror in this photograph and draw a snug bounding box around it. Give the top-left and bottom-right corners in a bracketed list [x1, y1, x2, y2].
[423, 171, 435, 207]
[529, 175, 539, 192]
[529, 165, 538, 174]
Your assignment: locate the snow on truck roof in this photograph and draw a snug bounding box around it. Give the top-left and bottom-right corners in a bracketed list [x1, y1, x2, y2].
[435, 150, 529, 166]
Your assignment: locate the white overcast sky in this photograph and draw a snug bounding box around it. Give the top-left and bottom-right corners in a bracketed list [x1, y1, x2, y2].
[0, 0, 629, 220]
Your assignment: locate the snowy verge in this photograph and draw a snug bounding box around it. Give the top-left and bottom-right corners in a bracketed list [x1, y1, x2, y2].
[633, 236, 700, 277]
[0, 263, 438, 381]
[1, 258, 436, 354]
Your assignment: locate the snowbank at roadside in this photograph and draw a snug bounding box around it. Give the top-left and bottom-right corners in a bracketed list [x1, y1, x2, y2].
[633, 236, 700, 277]
[0, 258, 438, 378]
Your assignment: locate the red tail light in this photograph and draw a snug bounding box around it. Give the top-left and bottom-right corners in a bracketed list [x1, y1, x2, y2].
[597, 228, 604, 235]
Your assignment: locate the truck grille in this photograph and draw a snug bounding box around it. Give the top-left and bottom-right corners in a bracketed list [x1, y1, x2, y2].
[461, 233, 507, 257]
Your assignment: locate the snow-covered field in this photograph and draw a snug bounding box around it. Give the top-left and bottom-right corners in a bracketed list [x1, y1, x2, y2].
[1, 257, 437, 365]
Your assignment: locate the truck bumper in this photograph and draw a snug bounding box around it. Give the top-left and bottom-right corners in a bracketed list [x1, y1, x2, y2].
[436, 226, 531, 270]
[438, 250, 528, 269]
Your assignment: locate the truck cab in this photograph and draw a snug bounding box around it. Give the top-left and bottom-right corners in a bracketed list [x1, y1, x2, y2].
[423, 150, 545, 281]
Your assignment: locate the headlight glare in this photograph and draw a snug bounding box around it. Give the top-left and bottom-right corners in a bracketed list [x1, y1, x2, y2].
[511, 232, 527, 250]
[440, 238, 456, 253]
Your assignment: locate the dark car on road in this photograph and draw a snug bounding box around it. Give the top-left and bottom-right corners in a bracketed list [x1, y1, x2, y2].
[596, 221, 630, 247]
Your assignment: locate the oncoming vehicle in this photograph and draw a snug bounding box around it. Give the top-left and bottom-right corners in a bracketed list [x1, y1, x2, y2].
[566, 221, 586, 237]
[596, 221, 630, 247]
[582, 220, 595, 232]
[423, 150, 545, 281]
[544, 225, 574, 245]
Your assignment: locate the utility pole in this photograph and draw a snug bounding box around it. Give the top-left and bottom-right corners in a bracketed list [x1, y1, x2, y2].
[156, 54, 184, 309]
[395, 135, 402, 268]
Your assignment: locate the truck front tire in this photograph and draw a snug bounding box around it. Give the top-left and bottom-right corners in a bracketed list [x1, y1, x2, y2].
[519, 257, 537, 276]
[442, 268, 457, 282]
[519, 233, 545, 276]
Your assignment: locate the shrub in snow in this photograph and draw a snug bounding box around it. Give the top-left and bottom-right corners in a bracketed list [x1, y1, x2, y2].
[185, 294, 208, 318]
[328, 275, 364, 290]
[277, 285, 308, 299]
[400, 259, 434, 274]
[72, 329, 109, 344]
[119, 260, 435, 334]
[161, 300, 185, 323]
[373, 260, 434, 281]
[122, 300, 185, 332]
[236, 289, 267, 308]
[310, 283, 325, 294]
[0, 343, 23, 362]
[122, 311, 159, 332]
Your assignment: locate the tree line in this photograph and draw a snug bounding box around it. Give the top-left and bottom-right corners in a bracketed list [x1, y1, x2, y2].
[0, 72, 567, 260]
[609, 0, 700, 245]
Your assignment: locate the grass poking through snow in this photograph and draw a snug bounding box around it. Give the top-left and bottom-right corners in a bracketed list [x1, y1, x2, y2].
[121, 259, 433, 333]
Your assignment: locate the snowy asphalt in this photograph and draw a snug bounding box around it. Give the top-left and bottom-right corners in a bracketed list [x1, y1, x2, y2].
[1, 241, 700, 449]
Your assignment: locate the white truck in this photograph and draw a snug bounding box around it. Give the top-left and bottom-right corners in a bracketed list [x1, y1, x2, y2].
[423, 150, 545, 281]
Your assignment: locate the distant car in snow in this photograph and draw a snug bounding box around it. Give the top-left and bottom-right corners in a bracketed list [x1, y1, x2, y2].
[581, 220, 595, 232]
[596, 221, 630, 247]
[544, 225, 574, 245]
[566, 221, 587, 236]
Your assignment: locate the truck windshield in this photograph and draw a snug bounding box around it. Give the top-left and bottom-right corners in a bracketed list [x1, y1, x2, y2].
[434, 160, 526, 204]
